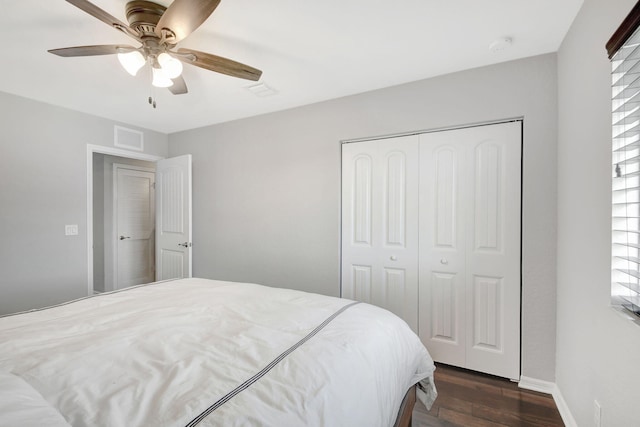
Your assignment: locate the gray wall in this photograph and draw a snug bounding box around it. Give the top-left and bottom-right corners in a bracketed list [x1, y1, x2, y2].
[557, 0, 640, 425]
[0, 91, 168, 314]
[169, 53, 559, 381]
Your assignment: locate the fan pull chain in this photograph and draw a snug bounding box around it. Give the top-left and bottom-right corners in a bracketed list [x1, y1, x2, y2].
[148, 89, 157, 109]
[148, 65, 157, 109]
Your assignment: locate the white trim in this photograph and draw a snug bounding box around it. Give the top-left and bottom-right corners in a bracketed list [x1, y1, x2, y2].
[112, 163, 156, 174]
[86, 144, 163, 297]
[88, 144, 163, 162]
[519, 376, 578, 427]
[341, 117, 523, 144]
[551, 386, 578, 427]
[518, 376, 555, 394]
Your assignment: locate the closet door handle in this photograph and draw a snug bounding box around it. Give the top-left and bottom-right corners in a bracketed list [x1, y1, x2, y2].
[440, 258, 449, 265]
[390, 255, 398, 261]
[119, 235, 130, 240]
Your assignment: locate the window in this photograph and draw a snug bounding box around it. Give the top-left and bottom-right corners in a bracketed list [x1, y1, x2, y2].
[609, 2, 640, 317]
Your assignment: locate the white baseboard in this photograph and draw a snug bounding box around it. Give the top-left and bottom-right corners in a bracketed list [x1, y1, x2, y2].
[518, 376, 555, 394]
[519, 376, 577, 427]
[551, 386, 578, 427]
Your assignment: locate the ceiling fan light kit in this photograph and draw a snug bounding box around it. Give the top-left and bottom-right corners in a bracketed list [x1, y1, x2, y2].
[152, 66, 174, 88]
[157, 53, 183, 79]
[49, 0, 263, 105]
[118, 50, 146, 76]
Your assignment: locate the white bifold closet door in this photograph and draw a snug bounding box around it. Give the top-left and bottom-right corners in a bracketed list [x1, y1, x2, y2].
[419, 122, 521, 380]
[341, 135, 420, 332]
[341, 121, 521, 380]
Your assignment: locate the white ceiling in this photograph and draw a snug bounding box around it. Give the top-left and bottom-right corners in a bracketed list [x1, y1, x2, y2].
[0, 0, 583, 134]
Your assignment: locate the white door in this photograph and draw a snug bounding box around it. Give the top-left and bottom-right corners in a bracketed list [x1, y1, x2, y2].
[156, 154, 192, 281]
[115, 166, 156, 289]
[341, 135, 420, 332]
[419, 122, 521, 380]
[417, 135, 467, 368]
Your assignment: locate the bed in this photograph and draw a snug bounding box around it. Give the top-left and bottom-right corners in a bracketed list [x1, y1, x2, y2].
[0, 278, 437, 426]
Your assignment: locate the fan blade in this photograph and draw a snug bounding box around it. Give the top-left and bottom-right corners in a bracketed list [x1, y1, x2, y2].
[66, 0, 140, 40]
[177, 48, 262, 81]
[48, 45, 135, 57]
[169, 75, 188, 95]
[155, 0, 220, 43]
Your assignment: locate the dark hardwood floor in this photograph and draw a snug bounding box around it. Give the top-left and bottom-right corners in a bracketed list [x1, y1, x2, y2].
[412, 364, 564, 427]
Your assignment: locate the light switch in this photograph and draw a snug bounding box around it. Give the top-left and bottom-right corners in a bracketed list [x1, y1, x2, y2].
[65, 224, 79, 236]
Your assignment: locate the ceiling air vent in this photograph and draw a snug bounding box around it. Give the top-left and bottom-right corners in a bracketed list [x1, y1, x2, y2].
[244, 82, 278, 98]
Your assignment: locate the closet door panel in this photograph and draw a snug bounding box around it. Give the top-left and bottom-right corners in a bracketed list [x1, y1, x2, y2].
[352, 155, 373, 246]
[382, 267, 407, 320]
[385, 151, 407, 247]
[419, 122, 521, 380]
[472, 274, 503, 350]
[419, 136, 466, 366]
[434, 147, 458, 248]
[342, 136, 419, 332]
[427, 271, 465, 366]
[473, 143, 502, 251]
[351, 265, 372, 304]
[342, 148, 374, 303]
[464, 123, 521, 380]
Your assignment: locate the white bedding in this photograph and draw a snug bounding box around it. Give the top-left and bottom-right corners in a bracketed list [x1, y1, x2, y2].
[0, 372, 72, 427]
[0, 278, 436, 426]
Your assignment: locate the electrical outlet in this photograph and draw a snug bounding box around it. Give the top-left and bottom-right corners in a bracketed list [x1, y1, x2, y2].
[594, 400, 601, 427]
[65, 224, 78, 236]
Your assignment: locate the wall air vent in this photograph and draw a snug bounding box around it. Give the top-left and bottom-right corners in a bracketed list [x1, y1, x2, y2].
[114, 125, 144, 152]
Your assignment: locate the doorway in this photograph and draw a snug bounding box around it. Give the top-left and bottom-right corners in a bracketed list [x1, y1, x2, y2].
[92, 154, 156, 293]
[87, 145, 193, 296]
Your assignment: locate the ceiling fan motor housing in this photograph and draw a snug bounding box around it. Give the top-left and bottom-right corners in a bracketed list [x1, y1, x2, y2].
[125, 1, 166, 38]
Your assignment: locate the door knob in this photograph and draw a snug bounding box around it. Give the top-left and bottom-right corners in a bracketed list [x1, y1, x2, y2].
[440, 258, 449, 265]
[119, 235, 130, 240]
[178, 242, 192, 248]
[390, 255, 398, 261]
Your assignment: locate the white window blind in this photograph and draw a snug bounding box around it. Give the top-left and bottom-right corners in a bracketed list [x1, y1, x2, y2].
[612, 25, 640, 317]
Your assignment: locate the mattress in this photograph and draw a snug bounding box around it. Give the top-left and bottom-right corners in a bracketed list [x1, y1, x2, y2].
[0, 278, 436, 426]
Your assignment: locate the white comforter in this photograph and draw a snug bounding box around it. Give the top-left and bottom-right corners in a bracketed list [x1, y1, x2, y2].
[0, 278, 436, 427]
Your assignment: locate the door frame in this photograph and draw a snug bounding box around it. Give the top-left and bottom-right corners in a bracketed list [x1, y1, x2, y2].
[86, 144, 163, 296]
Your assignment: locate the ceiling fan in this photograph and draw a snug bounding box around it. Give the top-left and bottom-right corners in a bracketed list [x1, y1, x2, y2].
[49, 0, 262, 105]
